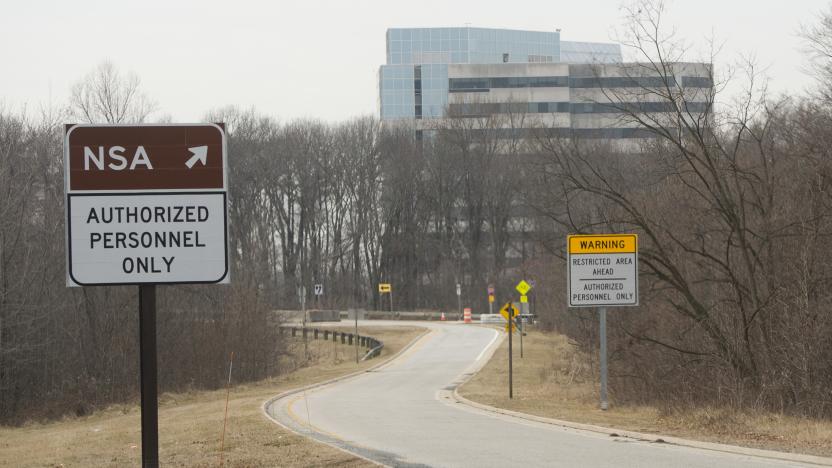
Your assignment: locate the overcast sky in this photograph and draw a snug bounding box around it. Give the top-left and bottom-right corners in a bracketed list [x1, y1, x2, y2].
[1, 0, 829, 122]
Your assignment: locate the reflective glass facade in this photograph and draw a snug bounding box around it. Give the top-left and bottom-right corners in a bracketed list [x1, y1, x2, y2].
[385, 27, 560, 66]
[380, 27, 563, 120]
[379, 27, 627, 121]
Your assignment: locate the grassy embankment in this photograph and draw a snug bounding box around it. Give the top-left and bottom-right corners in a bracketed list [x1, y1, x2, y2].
[0, 325, 423, 467]
[459, 328, 832, 457]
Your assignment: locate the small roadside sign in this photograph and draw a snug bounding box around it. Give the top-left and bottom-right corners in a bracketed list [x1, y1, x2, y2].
[515, 280, 531, 296]
[456, 283, 461, 296]
[567, 234, 638, 307]
[488, 294, 495, 303]
[520, 295, 528, 303]
[487, 284, 495, 295]
[378, 283, 392, 293]
[314, 284, 323, 296]
[500, 302, 519, 321]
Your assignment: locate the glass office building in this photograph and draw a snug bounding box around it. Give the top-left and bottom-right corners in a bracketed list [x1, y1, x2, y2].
[379, 27, 621, 120]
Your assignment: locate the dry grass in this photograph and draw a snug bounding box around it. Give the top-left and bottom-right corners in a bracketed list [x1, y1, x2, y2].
[459, 328, 832, 457]
[0, 325, 424, 467]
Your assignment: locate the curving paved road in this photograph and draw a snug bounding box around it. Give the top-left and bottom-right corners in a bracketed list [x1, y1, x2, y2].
[265, 322, 821, 468]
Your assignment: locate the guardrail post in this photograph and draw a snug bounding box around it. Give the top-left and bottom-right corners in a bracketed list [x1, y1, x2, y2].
[314, 329, 319, 340]
[348, 334, 353, 345]
[302, 328, 307, 339]
[291, 327, 297, 337]
[341, 333, 346, 344]
[324, 330, 329, 340]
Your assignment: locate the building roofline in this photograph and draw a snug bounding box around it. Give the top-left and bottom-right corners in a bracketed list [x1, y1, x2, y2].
[385, 26, 561, 35]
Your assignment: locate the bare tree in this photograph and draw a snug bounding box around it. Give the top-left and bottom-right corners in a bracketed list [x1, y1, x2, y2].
[69, 61, 156, 124]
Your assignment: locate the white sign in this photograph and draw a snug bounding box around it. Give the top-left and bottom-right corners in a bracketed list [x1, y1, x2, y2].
[64, 124, 229, 286]
[568, 234, 638, 307]
[314, 284, 323, 296]
[68, 194, 227, 284]
[456, 283, 461, 296]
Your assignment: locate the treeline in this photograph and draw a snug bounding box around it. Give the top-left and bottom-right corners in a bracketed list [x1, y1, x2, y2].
[0, 78, 533, 423]
[205, 107, 532, 313]
[0, 109, 291, 423]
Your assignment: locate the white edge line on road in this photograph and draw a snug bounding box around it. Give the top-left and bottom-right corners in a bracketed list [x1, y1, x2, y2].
[475, 329, 500, 362]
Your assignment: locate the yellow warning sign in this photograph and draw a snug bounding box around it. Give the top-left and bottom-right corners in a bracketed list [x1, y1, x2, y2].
[568, 234, 637, 254]
[500, 302, 518, 321]
[520, 295, 528, 303]
[505, 322, 517, 333]
[378, 283, 392, 293]
[515, 280, 531, 295]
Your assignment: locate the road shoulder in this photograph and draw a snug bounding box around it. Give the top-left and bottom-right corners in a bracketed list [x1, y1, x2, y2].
[452, 329, 832, 467]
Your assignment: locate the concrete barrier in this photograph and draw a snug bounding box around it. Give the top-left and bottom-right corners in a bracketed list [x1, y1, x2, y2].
[307, 310, 341, 322]
[479, 314, 505, 324]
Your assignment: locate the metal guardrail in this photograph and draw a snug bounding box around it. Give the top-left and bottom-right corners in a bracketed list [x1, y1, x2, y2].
[282, 326, 384, 361]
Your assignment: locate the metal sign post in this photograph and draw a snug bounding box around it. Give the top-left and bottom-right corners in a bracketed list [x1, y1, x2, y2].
[599, 307, 608, 410]
[355, 310, 359, 364]
[567, 234, 638, 411]
[314, 283, 322, 309]
[456, 283, 462, 321]
[500, 302, 518, 399]
[378, 283, 392, 313]
[139, 284, 158, 466]
[301, 285, 307, 360]
[515, 281, 532, 360]
[508, 308, 513, 399]
[519, 307, 524, 359]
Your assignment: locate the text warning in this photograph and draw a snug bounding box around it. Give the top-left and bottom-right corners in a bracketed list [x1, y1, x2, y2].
[68, 194, 227, 284]
[567, 234, 638, 307]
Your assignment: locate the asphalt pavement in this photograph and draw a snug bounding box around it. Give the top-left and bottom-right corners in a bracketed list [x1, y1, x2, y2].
[265, 321, 822, 468]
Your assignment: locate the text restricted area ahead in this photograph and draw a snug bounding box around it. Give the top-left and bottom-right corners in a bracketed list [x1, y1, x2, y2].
[567, 234, 638, 307]
[64, 124, 229, 286]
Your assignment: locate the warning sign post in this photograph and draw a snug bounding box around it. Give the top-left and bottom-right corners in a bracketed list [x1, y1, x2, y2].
[567, 234, 638, 413]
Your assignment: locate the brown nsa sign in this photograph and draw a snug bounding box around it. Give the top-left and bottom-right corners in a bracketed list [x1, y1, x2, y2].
[64, 124, 229, 286]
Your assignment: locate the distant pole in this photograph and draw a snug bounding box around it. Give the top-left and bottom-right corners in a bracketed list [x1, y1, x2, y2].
[354, 310, 359, 364]
[218, 351, 234, 466]
[389, 290, 393, 313]
[301, 286, 307, 360]
[456, 283, 462, 321]
[519, 310, 524, 359]
[599, 307, 608, 411]
[507, 303, 513, 399]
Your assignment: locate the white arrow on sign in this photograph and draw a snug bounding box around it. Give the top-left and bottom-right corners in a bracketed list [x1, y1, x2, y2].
[185, 146, 208, 169]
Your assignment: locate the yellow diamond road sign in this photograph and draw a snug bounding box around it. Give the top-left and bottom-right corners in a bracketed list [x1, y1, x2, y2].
[515, 280, 531, 296]
[500, 302, 518, 321]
